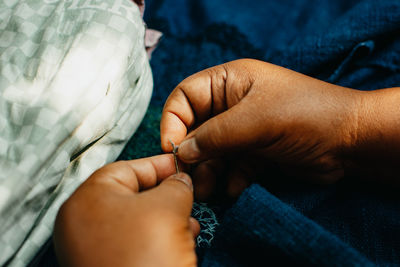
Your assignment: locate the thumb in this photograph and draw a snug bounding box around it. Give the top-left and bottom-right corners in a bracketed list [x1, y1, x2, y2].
[178, 96, 266, 163]
[150, 172, 194, 217]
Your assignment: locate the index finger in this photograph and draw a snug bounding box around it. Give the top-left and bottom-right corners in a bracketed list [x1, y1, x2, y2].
[87, 154, 177, 194]
[160, 64, 228, 152]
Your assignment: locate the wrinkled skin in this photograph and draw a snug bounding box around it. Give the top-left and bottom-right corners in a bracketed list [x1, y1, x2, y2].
[54, 155, 199, 267]
[55, 59, 400, 266]
[161, 59, 400, 199]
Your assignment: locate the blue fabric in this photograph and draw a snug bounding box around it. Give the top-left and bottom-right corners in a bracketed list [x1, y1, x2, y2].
[31, 0, 400, 266]
[142, 0, 400, 266]
[201, 184, 375, 267]
[198, 178, 400, 266]
[145, 0, 400, 105]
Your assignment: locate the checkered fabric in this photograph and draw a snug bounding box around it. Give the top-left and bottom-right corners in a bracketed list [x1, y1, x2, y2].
[0, 0, 153, 266]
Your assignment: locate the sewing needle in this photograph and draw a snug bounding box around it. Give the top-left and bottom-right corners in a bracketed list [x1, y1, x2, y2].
[169, 139, 180, 174]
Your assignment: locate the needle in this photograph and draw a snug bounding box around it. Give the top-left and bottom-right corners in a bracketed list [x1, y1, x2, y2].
[169, 139, 180, 173]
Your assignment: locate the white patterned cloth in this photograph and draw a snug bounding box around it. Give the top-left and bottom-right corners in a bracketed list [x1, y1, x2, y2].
[0, 1, 153, 265]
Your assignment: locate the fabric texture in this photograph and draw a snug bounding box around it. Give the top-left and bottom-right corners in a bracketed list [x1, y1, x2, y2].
[0, 0, 153, 266]
[29, 0, 400, 266]
[137, 0, 400, 266]
[144, 0, 400, 106]
[200, 184, 375, 267]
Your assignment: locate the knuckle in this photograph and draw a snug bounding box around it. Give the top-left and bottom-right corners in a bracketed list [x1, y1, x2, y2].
[200, 118, 231, 151]
[92, 161, 134, 179]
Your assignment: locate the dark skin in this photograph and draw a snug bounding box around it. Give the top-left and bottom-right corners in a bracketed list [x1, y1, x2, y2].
[55, 59, 400, 266]
[54, 155, 199, 267]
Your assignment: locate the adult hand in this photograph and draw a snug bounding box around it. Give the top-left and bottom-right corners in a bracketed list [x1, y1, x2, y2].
[54, 155, 199, 267]
[161, 59, 365, 199]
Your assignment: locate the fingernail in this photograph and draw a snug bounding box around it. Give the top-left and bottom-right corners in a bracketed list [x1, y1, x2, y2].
[179, 138, 201, 163]
[170, 173, 193, 191]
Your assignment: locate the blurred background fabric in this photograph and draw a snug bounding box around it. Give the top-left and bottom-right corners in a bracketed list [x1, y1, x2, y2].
[32, 0, 400, 266]
[0, 0, 153, 266]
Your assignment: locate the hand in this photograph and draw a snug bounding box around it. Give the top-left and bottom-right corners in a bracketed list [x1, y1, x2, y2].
[160, 59, 364, 199]
[53, 155, 199, 267]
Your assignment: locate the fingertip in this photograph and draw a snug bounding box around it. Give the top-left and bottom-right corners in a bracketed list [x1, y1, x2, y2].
[178, 137, 202, 163]
[163, 172, 194, 192]
[160, 112, 188, 152]
[125, 154, 177, 190]
[154, 172, 194, 216]
[189, 217, 201, 238]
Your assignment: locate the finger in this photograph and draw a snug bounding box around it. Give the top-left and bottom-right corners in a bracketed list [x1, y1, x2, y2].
[149, 172, 194, 217]
[88, 154, 177, 193]
[160, 64, 230, 152]
[177, 94, 269, 163]
[192, 159, 224, 201]
[189, 217, 201, 238]
[126, 154, 177, 188]
[161, 59, 268, 154]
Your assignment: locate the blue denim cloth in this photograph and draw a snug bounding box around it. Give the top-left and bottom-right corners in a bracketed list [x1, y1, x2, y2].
[31, 0, 400, 266]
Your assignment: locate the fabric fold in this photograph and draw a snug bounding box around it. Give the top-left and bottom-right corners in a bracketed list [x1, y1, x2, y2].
[200, 184, 374, 266]
[0, 1, 153, 265]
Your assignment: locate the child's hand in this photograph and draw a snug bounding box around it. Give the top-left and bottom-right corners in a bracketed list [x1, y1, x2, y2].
[161, 59, 364, 199]
[54, 155, 198, 267]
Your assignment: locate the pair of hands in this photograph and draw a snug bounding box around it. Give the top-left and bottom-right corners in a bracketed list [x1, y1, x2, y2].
[54, 59, 399, 266]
